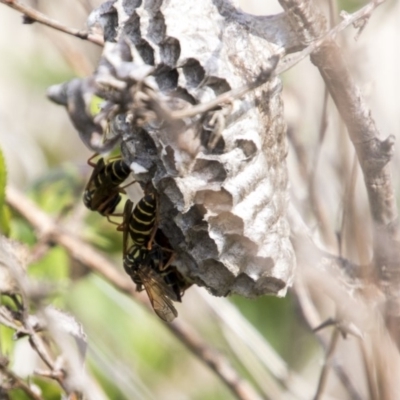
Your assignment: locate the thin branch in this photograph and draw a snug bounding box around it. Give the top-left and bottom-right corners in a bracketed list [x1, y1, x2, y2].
[18, 308, 71, 393]
[293, 274, 363, 400]
[26, 330, 55, 372]
[1, 305, 80, 396]
[164, 319, 263, 400]
[5, 185, 262, 400]
[200, 292, 345, 400]
[338, 137, 357, 258]
[339, 152, 372, 268]
[0, 0, 104, 46]
[0, 362, 45, 400]
[0, 306, 23, 332]
[358, 340, 379, 400]
[34, 369, 63, 380]
[276, 0, 386, 75]
[313, 328, 340, 400]
[308, 87, 336, 248]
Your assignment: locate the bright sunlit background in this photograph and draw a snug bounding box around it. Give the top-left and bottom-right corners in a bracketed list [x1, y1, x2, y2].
[1, 0, 400, 399]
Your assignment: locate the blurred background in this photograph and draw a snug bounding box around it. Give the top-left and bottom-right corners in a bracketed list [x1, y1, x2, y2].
[1, 0, 399, 399]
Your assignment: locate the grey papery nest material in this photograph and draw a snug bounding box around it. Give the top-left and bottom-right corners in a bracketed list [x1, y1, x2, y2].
[50, 0, 296, 297]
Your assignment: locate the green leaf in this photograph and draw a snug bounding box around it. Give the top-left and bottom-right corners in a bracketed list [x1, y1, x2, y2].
[0, 324, 15, 355]
[89, 95, 105, 117]
[0, 146, 11, 236]
[29, 246, 70, 281]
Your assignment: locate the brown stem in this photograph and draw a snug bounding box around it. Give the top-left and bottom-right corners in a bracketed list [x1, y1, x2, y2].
[276, 0, 386, 74]
[359, 339, 379, 400]
[0, 361, 45, 400]
[308, 87, 337, 248]
[313, 328, 340, 400]
[0, 0, 104, 46]
[293, 275, 363, 400]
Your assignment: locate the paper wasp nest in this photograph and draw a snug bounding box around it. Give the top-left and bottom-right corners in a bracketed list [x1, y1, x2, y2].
[57, 0, 296, 297]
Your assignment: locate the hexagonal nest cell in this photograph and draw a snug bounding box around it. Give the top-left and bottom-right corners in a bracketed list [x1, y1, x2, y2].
[50, 0, 296, 298]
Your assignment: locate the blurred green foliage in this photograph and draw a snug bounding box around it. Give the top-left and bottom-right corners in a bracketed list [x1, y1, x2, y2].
[231, 293, 316, 369]
[338, 0, 367, 13]
[29, 164, 84, 215]
[9, 217, 36, 246]
[9, 379, 62, 400]
[68, 276, 234, 400]
[69, 277, 177, 371]
[0, 146, 11, 235]
[0, 325, 15, 358]
[9, 50, 75, 90]
[83, 210, 124, 253]
[24, 162, 124, 253]
[29, 246, 69, 281]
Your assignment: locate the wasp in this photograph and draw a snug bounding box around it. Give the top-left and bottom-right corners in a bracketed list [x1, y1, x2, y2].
[83, 154, 132, 222]
[120, 197, 188, 322]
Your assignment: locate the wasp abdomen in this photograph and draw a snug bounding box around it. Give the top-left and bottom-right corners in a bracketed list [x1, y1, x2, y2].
[104, 160, 131, 185]
[128, 194, 157, 246]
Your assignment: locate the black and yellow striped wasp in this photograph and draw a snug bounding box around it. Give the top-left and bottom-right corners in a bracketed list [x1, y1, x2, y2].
[120, 196, 188, 322]
[83, 154, 132, 222]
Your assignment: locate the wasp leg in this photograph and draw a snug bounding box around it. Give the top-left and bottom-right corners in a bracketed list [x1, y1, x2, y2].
[159, 247, 176, 271]
[87, 153, 99, 167]
[107, 213, 124, 226]
[146, 195, 159, 251]
[119, 179, 137, 194]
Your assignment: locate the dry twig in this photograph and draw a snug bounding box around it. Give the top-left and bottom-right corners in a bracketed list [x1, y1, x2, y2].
[293, 273, 364, 400]
[313, 328, 341, 400]
[308, 87, 335, 247]
[0, 0, 103, 46]
[277, 0, 386, 73]
[0, 359, 44, 400]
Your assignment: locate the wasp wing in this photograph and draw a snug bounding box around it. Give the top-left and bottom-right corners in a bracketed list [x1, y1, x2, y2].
[84, 158, 106, 209]
[85, 158, 117, 210]
[85, 157, 106, 192]
[136, 266, 178, 322]
[120, 199, 134, 255]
